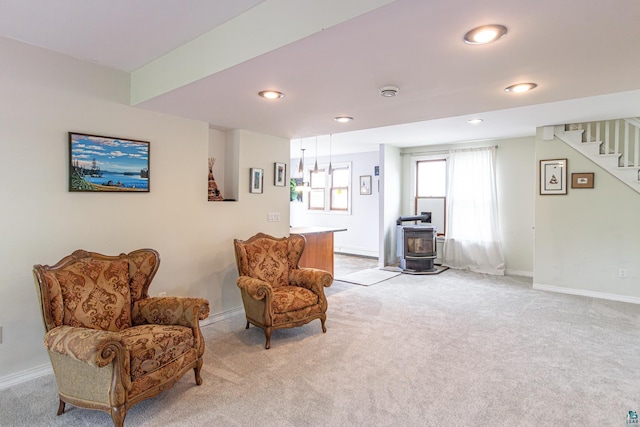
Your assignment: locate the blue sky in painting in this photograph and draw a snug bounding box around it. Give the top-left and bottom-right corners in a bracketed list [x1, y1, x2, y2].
[71, 133, 149, 173]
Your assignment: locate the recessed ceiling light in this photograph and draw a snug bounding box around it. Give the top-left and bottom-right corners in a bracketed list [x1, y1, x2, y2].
[504, 82, 538, 93]
[464, 24, 507, 45]
[467, 118, 484, 124]
[258, 90, 284, 100]
[334, 116, 354, 123]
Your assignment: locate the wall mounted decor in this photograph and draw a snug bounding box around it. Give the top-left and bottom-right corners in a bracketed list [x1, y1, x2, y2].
[360, 175, 372, 195]
[208, 157, 224, 201]
[539, 159, 567, 195]
[571, 172, 594, 189]
[69, 132, 149, 192]
[274, 162, 286, 186]
[250, 168, 264, 193]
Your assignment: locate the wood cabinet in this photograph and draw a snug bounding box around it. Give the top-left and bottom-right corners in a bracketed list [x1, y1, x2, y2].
[290, 227, 346, 276]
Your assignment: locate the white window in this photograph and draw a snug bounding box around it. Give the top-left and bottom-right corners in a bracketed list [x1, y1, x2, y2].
[307, 162, 351, 213]
[415, 159, 446, 235]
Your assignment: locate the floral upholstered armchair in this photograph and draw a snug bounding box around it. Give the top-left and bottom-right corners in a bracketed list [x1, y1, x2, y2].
[233, 233, 333, 349]
[32, 249, 210, 427]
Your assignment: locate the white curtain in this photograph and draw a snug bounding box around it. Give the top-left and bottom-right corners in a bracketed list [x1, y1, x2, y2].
[442, 146, 505, 275]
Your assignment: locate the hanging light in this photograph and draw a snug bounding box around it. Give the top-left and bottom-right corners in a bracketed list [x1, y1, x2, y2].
[313, 136, 319, 172]
[298, 139, 305, 175]
[328, 134, 333, 175]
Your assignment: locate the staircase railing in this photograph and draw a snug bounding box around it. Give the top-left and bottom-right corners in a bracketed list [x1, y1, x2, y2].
[569, 118, 640, 168]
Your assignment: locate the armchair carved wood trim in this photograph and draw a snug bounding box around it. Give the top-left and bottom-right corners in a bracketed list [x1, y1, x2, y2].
[33, 249, 210, 427]
[233, 233, 333, 349]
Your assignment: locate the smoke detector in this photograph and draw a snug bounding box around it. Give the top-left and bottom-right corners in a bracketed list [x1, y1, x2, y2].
[379, 85, 399, 97]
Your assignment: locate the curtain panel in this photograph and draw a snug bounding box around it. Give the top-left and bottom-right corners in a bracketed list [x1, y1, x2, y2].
[442, 146, 505, 275]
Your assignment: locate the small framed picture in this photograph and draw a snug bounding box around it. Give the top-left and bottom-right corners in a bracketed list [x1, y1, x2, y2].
[360, 175, 372, 195]
[571, 172, 594, 189]
[539, 159, 567, 195]
[274, 162, 286, 186]
[250, 168, 263, 193]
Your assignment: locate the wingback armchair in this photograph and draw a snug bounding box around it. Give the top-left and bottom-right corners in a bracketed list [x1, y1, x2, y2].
[33, 249, 210, 427]
[233, 233, 333, 349]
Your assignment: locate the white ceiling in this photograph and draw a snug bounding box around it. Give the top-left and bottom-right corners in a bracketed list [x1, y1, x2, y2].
[2, 0, 640, 156]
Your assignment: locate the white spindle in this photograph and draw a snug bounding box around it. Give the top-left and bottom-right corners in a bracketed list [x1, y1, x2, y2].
[635, 126, 639, 167]
[586, 122, 592, 142]
[614, 120, 620, 159]
[596, 122, 601, 144]
[605, 121, 610, 154]
[624, 121, 629, 167]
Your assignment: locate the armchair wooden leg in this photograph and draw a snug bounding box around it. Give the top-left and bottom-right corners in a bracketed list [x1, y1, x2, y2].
[110, 404, 126, 427]
[194, 357, 203, 385]
[246, 321, 250, 329]
[320, 315, 327, 333]
[264, 327, 272, 349]
[56, 398, 65, 416]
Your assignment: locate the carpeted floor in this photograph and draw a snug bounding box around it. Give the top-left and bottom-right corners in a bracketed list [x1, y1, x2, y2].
[2, 258, 640, 426]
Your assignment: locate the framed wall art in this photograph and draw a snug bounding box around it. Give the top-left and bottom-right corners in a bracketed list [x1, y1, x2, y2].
[274, 162, 286, 186]
[360, 175, 372, 195]
[539, 159, 567, 195]
[571, 172, 594, 189]
[69, 132, 149, 192]
[250, 167, 264, 193]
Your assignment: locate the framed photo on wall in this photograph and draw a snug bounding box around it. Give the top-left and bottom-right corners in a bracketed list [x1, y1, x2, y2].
[571, 172, 594, 189]
[539, 159, 567, 195]
[69, 132, 150, 192]
[360, 175, 372, 195]
[274, 162, 286, 186]
[250, 167, 263, 193]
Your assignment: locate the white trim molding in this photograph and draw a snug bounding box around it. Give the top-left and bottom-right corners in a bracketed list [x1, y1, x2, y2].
[533, 283, 640, 305]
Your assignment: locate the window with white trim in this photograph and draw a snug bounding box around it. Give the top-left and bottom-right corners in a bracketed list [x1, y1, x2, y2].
[307, 162, 351, 213]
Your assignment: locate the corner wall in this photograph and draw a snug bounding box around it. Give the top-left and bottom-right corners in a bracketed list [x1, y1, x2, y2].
[0, 38, 290, 380]
[533, 127, 640, 301]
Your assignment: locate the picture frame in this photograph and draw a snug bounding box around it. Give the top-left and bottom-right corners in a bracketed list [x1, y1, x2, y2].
[250, 167, 264, 193]
[274, 162, 286, 186]
[539, 159, 567, 195]
[360, 175, 372, 195]
[571, 172, 594, 189]
[69, 132, 150, 192]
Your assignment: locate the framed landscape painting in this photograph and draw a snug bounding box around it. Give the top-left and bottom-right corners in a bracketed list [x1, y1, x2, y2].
[69, 132, 150, 192]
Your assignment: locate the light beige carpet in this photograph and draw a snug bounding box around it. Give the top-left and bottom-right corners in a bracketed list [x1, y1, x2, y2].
[335, 268, 401, 286]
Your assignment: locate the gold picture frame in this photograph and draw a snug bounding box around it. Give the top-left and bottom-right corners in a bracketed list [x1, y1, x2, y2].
[571, 172, 594, 189]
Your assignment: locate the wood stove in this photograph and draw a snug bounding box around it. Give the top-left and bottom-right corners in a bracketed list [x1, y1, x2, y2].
[396, 214, 436, 272]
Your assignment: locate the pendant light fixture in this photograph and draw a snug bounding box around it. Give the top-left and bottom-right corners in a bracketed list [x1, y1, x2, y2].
[298, 139, 305, 176]
[313, 136, 319, 172]
[328, 134, 333, 175]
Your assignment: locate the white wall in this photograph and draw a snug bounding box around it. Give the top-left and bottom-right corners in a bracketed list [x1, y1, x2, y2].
[0, 38, 290, 380]
[290, 151, 379, 257]
[533, 127, 640, 300]
[399, 136, 536, 275]
[380, 144, 402, 267]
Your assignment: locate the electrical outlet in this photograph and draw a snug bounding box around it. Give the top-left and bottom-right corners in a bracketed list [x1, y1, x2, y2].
[267, 212, 280, 222]
[619, 268, 628, 278]
[159, 292, 167, 297]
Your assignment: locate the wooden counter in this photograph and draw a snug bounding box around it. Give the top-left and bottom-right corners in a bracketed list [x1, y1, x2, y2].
[290, 226, 346, 276]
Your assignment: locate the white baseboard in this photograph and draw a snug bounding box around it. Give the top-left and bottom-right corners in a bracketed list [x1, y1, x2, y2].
[199, 307, 244, 327]
[0, 308, 245, 390]
[334, 247, 378, 258]
[0, 363, 53, 391]
[533, 283, 640, 305]
[505, 269, 533, 278]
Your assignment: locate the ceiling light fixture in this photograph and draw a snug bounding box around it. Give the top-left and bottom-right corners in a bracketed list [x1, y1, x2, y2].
[313, 136, 319, 172]
[258, 90, 284, 100]
[328, 134, 333, 176]
[379, 85, 399, 97]
[298, 139, 305, 175]
[504, 82, 538, 93]
[464, 24, 507, 45]
[467, 118, 484, 124]
[334, 116, 354, 123]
